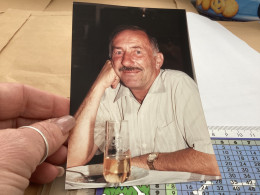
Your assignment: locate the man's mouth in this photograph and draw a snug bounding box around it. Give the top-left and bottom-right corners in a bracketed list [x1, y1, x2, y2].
[119, 66, 142, 73]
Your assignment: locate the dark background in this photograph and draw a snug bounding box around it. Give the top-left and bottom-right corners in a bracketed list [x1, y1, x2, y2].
[70, 2, 194, 115]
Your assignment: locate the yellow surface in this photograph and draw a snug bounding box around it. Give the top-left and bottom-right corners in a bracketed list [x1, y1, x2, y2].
[0, 10, 72, 97]
[219, 20, 260, 53]
[0, 0, 51, 12]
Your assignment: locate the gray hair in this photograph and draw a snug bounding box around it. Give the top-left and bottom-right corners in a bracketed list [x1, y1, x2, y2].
[108, 25, 160, 58]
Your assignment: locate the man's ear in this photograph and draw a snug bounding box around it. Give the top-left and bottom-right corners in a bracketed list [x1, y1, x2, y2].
[155, 52, 164, 69]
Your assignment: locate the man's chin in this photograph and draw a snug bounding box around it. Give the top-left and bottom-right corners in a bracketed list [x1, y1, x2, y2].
[121, 81, 139, 89]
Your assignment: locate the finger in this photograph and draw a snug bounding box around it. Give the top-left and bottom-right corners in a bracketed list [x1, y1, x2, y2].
[29, 162, 64, 184]
[64, 138, 69, 146]
[0, 117, 41, 129]
[46, 145, 67, 165]
[33, 115, 75, 157]
[105, 59, 112, 66]
[111, 76, 120, 89]
[19, 115, 75, 166]
[0, 83, 69, 120]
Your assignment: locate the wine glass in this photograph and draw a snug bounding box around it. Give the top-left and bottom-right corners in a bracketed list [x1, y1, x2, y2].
[103, 120, 131, 185]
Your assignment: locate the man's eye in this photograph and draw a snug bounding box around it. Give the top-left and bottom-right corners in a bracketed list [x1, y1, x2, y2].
[136, 50, 141, 54]
[114, 51, 122, 55]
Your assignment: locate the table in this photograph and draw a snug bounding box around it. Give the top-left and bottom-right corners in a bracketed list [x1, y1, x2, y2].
[97, 137, 260, 194]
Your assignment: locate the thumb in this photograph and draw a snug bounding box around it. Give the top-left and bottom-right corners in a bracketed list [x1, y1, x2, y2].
[0, 115, 75, 192]
[20, 115, 75, 165]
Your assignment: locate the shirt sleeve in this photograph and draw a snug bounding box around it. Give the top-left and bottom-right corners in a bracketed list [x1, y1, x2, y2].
[175, 74, 214, 154]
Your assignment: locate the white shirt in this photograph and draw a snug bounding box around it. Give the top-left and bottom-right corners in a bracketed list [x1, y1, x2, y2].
[94, 69, 214, 157]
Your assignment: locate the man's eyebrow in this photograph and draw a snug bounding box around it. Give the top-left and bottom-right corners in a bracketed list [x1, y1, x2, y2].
[112, 45, 143, 48]
[131, 46, 142, 49]
[112, 46, 122, 50]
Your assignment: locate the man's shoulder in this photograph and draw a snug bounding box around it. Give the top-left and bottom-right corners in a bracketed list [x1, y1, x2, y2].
[159, 69, 197, 89]
[159, 69, 198, 93]
[160, 69, 190, 81]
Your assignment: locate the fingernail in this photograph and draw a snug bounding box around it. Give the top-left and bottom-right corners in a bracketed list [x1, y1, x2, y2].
[56, 166, 65, 177]
[54, 115, 75, 135]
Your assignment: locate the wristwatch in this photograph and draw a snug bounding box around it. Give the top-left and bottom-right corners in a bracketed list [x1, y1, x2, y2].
[147, 152, 159, 170]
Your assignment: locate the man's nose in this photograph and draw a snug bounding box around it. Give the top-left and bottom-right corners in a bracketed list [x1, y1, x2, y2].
[121, 52, 134, 66]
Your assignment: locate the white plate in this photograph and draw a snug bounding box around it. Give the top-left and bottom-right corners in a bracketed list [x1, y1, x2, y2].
[66, 164, 149, 184]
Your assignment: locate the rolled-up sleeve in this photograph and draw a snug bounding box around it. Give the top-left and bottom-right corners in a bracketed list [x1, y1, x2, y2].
[175, 75, 214, 154]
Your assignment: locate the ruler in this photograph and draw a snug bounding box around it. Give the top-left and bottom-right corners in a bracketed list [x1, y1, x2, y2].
[208, 126, 260, 140]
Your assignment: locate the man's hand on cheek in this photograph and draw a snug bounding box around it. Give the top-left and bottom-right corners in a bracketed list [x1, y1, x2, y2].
[95, 60, 120, 90]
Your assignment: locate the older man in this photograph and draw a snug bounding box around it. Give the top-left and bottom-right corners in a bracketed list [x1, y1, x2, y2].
[67, 25, 220, 176]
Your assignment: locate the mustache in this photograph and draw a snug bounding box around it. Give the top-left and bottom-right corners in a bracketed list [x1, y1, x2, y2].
[119, 66, 142, 71]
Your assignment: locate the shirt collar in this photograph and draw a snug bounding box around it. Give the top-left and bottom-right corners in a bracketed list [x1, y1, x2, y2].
[114, 70, 166, 102]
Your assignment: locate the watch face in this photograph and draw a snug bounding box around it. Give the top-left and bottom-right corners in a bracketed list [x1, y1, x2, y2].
[148, 153, 158, 161]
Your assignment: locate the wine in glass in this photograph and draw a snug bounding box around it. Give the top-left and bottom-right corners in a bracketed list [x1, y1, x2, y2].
[103, 120, 131, 185]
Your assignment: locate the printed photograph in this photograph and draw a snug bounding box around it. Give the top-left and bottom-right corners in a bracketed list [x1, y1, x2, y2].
[66, 2, 221, 189]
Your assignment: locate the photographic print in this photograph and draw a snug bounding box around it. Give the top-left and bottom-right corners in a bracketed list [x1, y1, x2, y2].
[66, 2, 221, 190]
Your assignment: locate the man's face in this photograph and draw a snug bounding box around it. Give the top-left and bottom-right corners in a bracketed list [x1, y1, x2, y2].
[111, 30, 163, 91]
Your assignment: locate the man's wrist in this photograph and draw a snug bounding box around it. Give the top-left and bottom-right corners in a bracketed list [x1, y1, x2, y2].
[131, 155, 150, 170]
[147, 153, 159, 170]
[92, 80, 107, 92]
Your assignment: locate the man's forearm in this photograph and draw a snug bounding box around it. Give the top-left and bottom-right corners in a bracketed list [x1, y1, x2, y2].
[67, 61, 119, 168]
[67, 82, 106, 167]
[131, 148, 221, 176]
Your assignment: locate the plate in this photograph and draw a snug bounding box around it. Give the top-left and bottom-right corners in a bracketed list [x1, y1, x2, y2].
[66, 164, 149, 184]
[127, 166, 149, 182]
